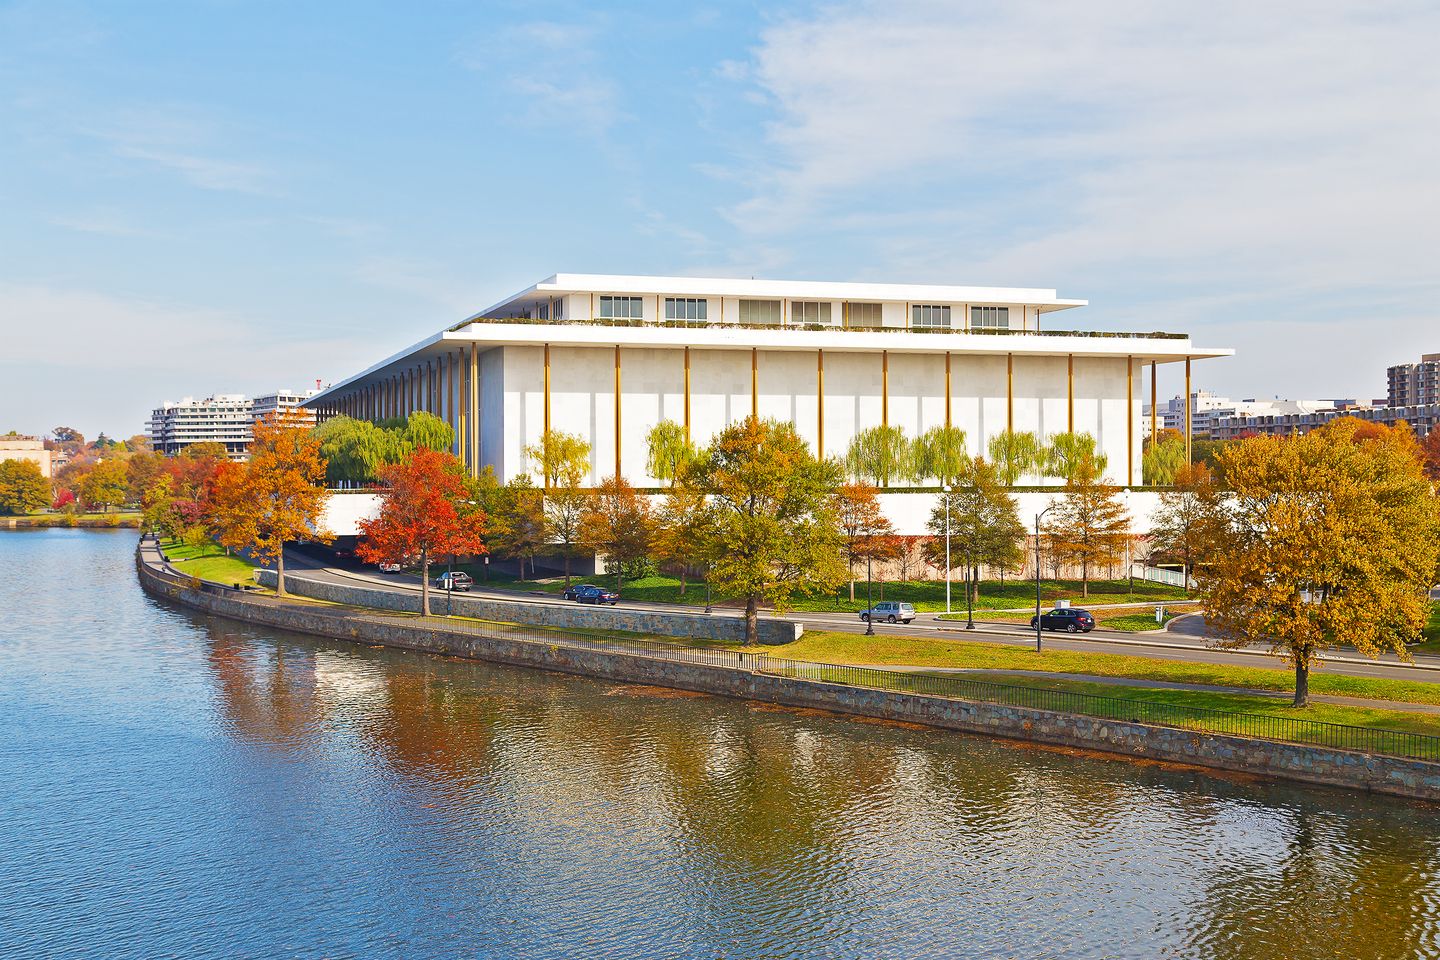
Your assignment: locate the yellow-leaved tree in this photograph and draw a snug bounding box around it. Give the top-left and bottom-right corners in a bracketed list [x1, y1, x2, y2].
[211, 413, 332, 597]
[1202, 418, 1440, 706]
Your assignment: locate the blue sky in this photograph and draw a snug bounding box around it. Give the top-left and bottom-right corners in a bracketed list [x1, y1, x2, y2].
[4, 0, 1438, 439]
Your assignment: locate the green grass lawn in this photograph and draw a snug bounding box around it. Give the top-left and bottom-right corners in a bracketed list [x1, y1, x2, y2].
[444, 570, 1190, 613]
[160, 537, 260, 587]
[727, 630, 1440, 709]
[1410, 601, 1440, 654]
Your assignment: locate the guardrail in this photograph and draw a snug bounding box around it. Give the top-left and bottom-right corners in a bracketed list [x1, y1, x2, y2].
[143, 552, 1440, 764]
[450, 315, 1191, 341]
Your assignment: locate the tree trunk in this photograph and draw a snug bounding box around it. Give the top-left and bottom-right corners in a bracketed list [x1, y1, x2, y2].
[1082, 560, 1090, 598]
[744, 594, 759, 647]
[1293, 659, 1310, 707]
[420, 550, 431, 617]
[849, 574, 855, 602]
[564, 554, 571, 587]
[276, 542, 286, 597]
[679, 569, 687, 596]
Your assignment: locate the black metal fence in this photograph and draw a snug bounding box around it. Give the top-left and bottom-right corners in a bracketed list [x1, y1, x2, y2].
[143, 550, 1440, 764]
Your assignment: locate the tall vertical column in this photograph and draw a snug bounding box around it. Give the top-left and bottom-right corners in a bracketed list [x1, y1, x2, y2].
[1127, 356, 1135, 487]
[1006, 353, 1014, 433]
[1184, 357, 1193, 465]
[683, 347, 691, 441]
[543, 344, 551, 443]
[614, 345, 622, 480]
[751, 348, 758, 419]
[881, 351, 889, 427]
[469, 346, 480, 477]
[944, 352, 952, 428]
[449, 353, 459, 455]
[817, 349, 825, 457]
[1067, 354, 1075, 433]
[457, 350, 468, 466]
[1150, 361, 1158, 451]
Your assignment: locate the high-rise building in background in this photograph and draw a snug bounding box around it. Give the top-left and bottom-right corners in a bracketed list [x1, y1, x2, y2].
[1387, 353, 1440, 407]
[148, 388, 319, 457]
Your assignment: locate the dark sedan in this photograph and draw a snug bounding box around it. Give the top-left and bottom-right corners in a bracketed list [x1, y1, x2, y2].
[563, 583, 597, 601]
[572, 585, 620, 605]
[1030, 608, 1095, 633]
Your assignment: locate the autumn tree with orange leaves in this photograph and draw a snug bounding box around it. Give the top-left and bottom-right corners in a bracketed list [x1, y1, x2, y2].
[357, 447, 487, 616]
[210, 413, 332, 597]
[831, 482, 900, 602]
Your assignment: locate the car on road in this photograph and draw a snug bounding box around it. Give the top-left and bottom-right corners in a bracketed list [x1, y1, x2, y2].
[378, 562, 403, 573]
[563, 583, 597, 601]
[572, 584, 620, 605]
[1030, 608, 1095, 633]
[435, 571, 474, 592]
[859, 601, 916, 624]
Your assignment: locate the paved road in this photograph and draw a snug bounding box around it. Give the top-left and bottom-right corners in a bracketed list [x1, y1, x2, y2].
[280, 548, 1440, 685]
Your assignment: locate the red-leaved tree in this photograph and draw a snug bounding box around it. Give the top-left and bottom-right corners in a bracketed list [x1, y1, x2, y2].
[356, 447, 487, 616]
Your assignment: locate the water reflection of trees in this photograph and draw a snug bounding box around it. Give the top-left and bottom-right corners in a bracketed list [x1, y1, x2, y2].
[1185, 801, 1440, 959]
[201, 627, 1440, 957]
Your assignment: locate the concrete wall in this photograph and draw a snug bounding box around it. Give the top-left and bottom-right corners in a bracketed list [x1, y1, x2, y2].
[138, 550, 1440, 802]
[252, 568, 802, 645]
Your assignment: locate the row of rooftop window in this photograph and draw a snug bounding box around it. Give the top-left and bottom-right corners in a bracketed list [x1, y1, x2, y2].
[534, 296, 1013, 330]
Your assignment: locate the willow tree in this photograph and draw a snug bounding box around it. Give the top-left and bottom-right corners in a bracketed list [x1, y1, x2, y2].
[646, 419, 697, 486]
[691, 417, 846, 645]
[1143, 433, 1188, 486]
[1201, 419, 1440, 706]
[987, 430, 1042, 486]
[845, 425, 915, 487]
[1045, 431, 1108, 483]
[913, 425, 971, 487]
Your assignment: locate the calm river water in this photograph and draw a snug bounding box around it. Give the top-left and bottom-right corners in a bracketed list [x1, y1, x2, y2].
[4, 529, 1440, 959]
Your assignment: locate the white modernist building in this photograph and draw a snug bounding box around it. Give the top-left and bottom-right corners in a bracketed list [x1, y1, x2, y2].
[307, 273, 1230, 514]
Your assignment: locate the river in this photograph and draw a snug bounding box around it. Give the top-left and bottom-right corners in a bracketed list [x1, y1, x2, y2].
[3, 529, 1439, 959]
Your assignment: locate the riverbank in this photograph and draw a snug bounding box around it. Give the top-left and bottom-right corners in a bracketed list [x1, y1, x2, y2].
[133, 539, 1440, 801]
[4, 512, 141, 529]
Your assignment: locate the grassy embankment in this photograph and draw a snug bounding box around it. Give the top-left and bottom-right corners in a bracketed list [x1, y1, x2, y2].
[449, 568, 1191, 613]
[6, 511, 142, 528]
[160, 537, 260, 586]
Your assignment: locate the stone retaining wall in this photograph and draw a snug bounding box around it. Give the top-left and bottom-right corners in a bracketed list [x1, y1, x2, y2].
[253, 568, 801, 645]
[141, 551, 1440, 802]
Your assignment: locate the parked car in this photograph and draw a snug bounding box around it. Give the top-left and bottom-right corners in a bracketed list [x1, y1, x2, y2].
[572, 584, 620, 605]
[563, 583, 597, 601]
[1030, 608, 1095, 633]
[859, 601, 916, 624]
[435, 571, 474, 592]
[378, 562, 402, 573]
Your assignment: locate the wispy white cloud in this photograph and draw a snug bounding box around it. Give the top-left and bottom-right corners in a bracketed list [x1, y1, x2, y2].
[724, 0, 1440, 296]
[458, 20, 620, 134]
[89, 107, 275, 195]
[49, 210, 158, 238]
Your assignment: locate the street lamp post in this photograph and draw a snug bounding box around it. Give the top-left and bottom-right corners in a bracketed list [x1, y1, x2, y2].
[865, 554, 875, 636]
[1034, 504, 1056, 652]
[705, 563, 713, 614]
[965, 554, 976, 630]
[942, 484, 952, 615]
[446, 555, 454, 617]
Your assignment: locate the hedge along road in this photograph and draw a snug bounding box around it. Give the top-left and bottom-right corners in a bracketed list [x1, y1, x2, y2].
[278, 547, 1440, 685]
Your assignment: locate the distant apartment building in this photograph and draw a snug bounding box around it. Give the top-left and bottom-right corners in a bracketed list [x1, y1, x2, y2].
[148, 395, 254, 457]
[1143, 392, 1339, 440]
[1387, 353, 1440, 407]
[1211, 402, 1440, 440]
[0, 435, 52, 478]
[252, 388, 321, 426]
[148, 388, 320, 457]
